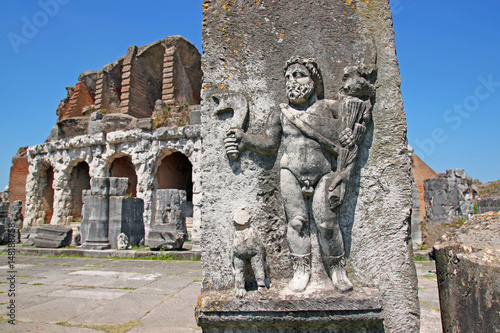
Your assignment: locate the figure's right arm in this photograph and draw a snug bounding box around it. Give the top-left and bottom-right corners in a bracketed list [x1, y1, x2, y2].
[225, 109, 282, 157]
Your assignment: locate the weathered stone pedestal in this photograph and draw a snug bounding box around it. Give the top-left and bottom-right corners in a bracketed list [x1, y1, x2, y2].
[147, 189, 187, 250]
[197, 289, 383, 333]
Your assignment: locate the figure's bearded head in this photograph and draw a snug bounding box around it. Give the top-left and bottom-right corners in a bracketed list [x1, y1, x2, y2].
[284, 56, 324, 105]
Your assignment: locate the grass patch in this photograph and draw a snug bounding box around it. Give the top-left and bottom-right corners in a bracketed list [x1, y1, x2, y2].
[422, 273, 437, 279]
[120, 287, 136, 290]
[32, 283, 44, 286]
[87, 265, 105, 268]
[17, 275, 28, 277]
[414, 254, 429, 262]
[56, 320, 140, 333]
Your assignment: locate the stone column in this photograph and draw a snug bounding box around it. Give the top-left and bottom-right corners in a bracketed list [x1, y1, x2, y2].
[81, 177, 110, 249]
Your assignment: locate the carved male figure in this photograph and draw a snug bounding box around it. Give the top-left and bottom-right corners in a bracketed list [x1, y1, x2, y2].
[224, 56, 373, 292]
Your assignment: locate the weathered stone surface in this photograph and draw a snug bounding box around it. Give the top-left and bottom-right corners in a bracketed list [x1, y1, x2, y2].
[8, 147, 29, 217]
[147, 189, 187, 250]
[108, 196, 144, 249]
[199, 0, 417, 331]
[33, 225, 73, 248]
[57, 117, 90, 139]
[424, 169, 474, 223]
[477, 196, 500, 214]
[196, 288, 383, 332]
[434, 211, 500, 332]
[81, 189, 111, 250]
[411, 178, 422, 248]
[108, 177, 129, 197]
[20, 226, 37, 246]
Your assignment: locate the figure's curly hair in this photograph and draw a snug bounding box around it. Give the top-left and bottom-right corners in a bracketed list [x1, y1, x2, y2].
[284, 56, 324, 99]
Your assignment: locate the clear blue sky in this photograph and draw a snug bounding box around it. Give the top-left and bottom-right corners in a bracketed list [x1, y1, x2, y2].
[0, 0, 499, 190]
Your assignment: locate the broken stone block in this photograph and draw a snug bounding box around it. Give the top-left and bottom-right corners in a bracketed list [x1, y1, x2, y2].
[434, 211, 500, 332]
[108, 196, 144, 249]
[20, 227, 37, 246]
[33, 225, 73, 248]
[477, 196, 500, 214]
[108, 177, 129, 196]
[147, 229, 184, 251]
[147, 189, 187, 250]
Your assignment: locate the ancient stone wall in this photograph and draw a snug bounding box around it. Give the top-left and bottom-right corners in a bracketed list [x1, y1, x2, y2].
[23, 126, 202, 243]
[54, 36, 202, 132]
[477, 196, 500, 214]
[8, 147, 29, 216]
[424, 169, 474, 223]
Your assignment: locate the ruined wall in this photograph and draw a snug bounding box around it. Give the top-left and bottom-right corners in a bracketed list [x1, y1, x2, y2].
[411, 153, 438, 221]
[52, 36, 202, 137]
[23, 126, 202, 241]
[424, 169, 474, 223]
[8, 147, 29, 216]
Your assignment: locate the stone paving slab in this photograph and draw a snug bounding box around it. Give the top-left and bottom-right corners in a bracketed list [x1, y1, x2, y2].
[415, 261, 442, 333]
[0, 255, 441, 332]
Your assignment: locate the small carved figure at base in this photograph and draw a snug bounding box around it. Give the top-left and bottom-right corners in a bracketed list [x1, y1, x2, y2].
[232, 208, 267, 298]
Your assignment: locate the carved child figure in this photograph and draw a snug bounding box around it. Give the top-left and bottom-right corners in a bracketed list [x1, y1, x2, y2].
[232, 208, 267, 298]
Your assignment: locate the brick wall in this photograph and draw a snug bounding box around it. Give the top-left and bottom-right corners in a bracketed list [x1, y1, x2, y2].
[8, 147, 29, 216]
[411, 154, 439, 221]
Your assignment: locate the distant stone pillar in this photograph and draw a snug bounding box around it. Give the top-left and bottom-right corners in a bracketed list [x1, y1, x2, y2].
[411, 178, 422, 248]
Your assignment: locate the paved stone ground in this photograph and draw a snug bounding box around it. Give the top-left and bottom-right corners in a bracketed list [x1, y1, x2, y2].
[416, 261, 443, 333]
[0, 255, 442, 332]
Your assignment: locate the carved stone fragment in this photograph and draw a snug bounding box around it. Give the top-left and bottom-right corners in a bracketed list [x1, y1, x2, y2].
[232, 208, 268, 298]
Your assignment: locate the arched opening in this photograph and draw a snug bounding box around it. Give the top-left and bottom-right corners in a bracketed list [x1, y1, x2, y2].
[157, 151, 193, 201]
[156, 151, 193, 227]
[42, 166, 54, 224]
[70, 161, 91, 221]
[110, 156, 137, 197]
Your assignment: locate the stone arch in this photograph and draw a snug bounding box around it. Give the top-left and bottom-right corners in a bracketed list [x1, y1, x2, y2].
[155, 150, 193, 202]
[68, 160, 91, 221]
[108, 154, 137, 197]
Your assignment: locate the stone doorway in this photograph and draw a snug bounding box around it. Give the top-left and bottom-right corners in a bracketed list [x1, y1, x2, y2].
[109, 156, 137, 197]
[70, 161, 91, 221]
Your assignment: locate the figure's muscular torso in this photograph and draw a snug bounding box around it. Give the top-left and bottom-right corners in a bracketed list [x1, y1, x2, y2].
[280, 99, 342, 187]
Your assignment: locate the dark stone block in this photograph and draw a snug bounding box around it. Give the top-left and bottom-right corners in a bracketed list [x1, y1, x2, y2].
[108, 196, 144, 249]
[33, 225, 73, 248]
[434, 212, 500, 332]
